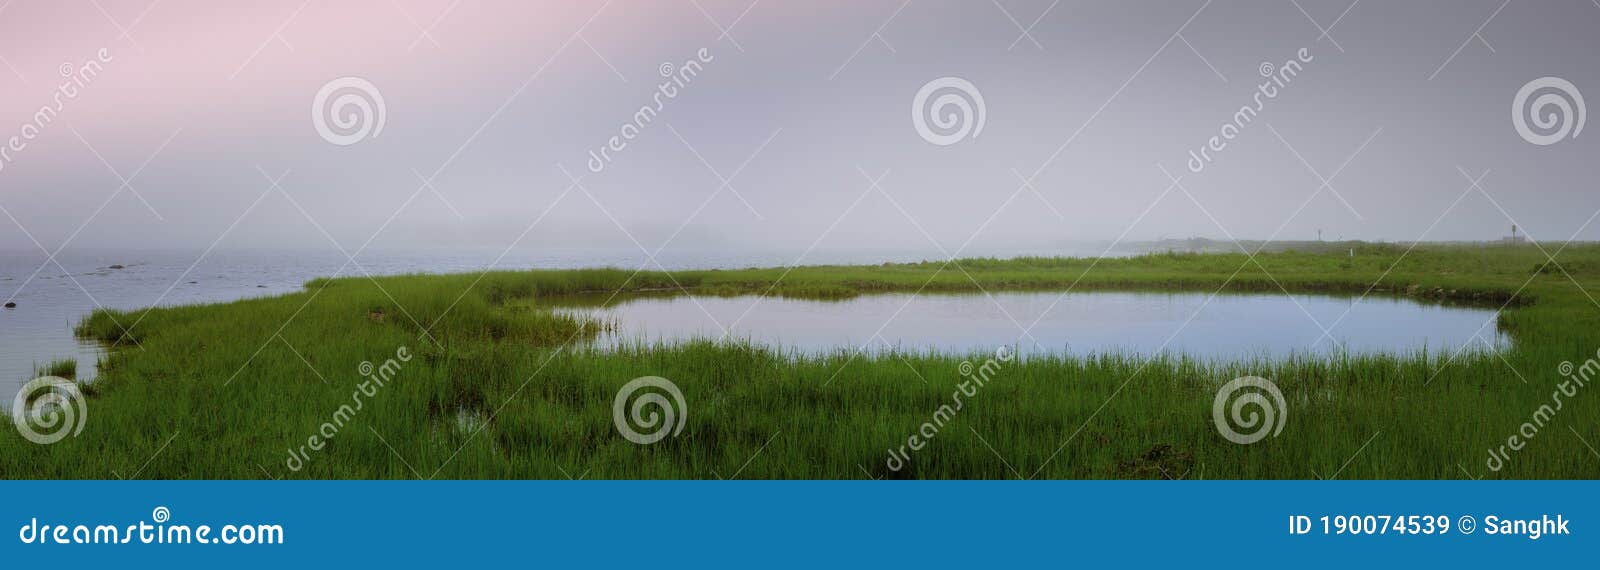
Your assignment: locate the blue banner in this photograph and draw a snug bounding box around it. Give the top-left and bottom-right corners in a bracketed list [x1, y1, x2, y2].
[0, 481, 1590, 567]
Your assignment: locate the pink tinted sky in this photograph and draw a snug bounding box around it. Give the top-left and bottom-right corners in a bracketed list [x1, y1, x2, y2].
[0, 1, 765, 132]
[0, 0, 843, 251]
[1, 1, 1597, 253]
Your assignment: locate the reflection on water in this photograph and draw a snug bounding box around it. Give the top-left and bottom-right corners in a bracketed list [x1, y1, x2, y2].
[560, 291, 1509, 359]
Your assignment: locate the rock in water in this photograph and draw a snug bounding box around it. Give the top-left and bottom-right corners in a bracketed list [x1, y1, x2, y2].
[108, 264, 125, 269]
[3, 302, 15, 309]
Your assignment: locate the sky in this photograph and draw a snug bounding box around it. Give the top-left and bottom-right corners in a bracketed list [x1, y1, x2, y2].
[0, 0, 1597, 257]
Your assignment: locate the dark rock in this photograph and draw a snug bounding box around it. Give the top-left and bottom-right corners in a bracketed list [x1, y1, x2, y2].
[3, 302, 15, 309]
[108, 264, 125, 269]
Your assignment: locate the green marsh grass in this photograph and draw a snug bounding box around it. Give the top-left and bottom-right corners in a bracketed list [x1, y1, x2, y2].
[3, 244, 1598, 479]
[34, 359, 77, 380]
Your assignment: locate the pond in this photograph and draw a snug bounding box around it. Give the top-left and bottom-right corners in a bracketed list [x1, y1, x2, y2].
[560, 291, 1509, 359]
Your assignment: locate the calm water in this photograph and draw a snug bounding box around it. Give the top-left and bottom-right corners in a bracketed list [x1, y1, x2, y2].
[0, 246, 1112, 406]
[563, 291, 1508, 359]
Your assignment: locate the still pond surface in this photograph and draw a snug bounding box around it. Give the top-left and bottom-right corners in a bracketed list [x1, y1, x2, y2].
[563, 291, 1509, 359]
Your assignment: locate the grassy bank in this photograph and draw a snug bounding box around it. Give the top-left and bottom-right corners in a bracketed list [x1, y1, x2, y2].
[4, 244, 1599, 479]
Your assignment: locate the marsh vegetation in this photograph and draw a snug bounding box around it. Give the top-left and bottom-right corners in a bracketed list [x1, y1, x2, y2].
[3, 244, 1596, 479]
